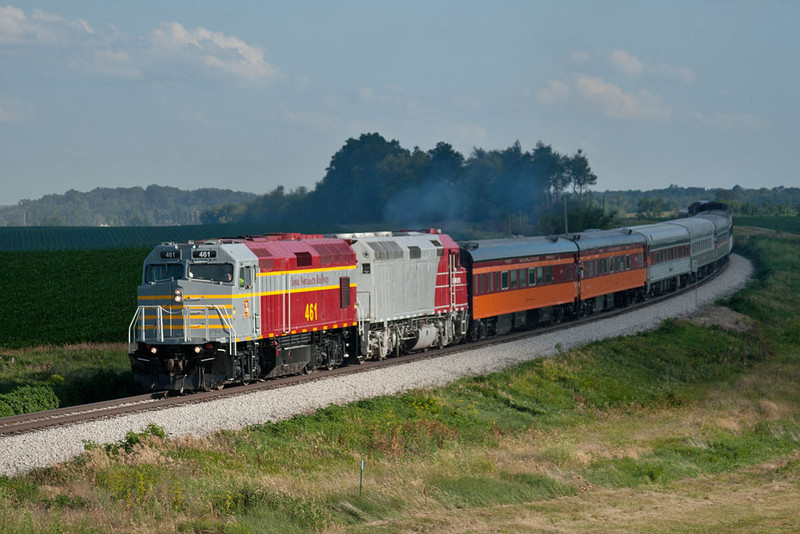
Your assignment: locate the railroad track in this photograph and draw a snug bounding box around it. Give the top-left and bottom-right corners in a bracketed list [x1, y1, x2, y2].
[0, 264, 726, 437]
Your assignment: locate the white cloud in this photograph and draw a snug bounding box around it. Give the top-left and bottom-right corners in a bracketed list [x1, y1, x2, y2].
[610, 49, 694, 84]
[31, 7, 93, 35]
[536, 80, 569, 105]
[694, 111, 768, 131]
[1, 7, 282, 85]
[0, 5, 93, 45]
[575, 74, 669, 120]
[150, 22, 280, 82]
[611, 50, 644, 76]
[0, 5, 50, 43]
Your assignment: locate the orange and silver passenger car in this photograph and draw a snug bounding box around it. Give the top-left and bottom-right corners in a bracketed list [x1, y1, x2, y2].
[460, 228, 648, 339]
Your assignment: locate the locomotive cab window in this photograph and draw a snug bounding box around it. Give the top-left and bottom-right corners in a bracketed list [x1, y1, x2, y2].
[145, 263, 184, 284]
[239, 266, 253, 289]
[362, 263, 371, 274]
[188, 263, 234, 283]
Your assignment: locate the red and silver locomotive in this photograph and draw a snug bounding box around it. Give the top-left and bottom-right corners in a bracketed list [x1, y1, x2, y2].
[128, 230, 469, 391]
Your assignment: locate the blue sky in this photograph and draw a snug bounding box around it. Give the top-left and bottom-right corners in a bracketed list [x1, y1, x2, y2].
[1, 1, 797, 205]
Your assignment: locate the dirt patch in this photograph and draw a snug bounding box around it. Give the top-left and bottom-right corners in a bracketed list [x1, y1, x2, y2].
[684, 305, 754, 332]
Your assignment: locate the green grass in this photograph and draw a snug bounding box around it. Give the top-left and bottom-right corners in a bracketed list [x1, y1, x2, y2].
[0, 344, 139, 410]
[585, 422, 800, 488]
[427, 472, 576, 507]
[735, 216, 800, 234]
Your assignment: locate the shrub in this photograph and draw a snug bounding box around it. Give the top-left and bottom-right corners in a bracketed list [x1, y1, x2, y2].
[0, 385, 59, 415]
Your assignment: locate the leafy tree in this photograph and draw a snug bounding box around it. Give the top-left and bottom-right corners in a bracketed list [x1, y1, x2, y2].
[311, 133, 408, 223]
[428, 142, 465, 187]
[531, 141, 568, 202]
[567, 149, 597, 204]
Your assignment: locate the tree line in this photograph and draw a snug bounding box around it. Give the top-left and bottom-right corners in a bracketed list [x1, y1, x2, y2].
[2, 133, 796, 232]
[603, 184, 800, 219]
[0, 186, 257, 227]
[203, 132, 608, 235]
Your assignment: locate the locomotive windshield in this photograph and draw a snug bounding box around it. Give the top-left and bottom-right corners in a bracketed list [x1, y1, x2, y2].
[145, 263, 184, 283]
[188, 263, 234, 283]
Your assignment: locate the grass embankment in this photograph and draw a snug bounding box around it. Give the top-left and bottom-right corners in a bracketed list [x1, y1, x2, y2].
[1, 226, 800, 532]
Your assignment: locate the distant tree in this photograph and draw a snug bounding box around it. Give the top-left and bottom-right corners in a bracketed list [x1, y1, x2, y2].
[311, 133, 408, 223]
[531, 141, 568, 203]
[428, 142, 465, 186]
[566, 149, 597, 204]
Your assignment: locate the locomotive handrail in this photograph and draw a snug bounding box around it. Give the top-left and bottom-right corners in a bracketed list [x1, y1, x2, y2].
[127, 307, 143, 354]
[183, 304, 237, 357]
[128, 304, 237, 357]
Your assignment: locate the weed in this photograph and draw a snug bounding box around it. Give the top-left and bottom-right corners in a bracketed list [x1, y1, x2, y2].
[84, 423, 168, 456]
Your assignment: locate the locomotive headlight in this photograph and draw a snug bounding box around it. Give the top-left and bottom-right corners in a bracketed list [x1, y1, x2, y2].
[150, 346, 158, 354]
[173, 288, 183, 303]
[194, 346, 202, 354]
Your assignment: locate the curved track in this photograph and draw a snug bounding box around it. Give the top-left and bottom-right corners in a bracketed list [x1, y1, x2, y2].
[0, 263, 728, 438]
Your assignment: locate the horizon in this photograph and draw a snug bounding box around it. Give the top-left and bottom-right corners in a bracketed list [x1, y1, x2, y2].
[3, 181, 796, 211]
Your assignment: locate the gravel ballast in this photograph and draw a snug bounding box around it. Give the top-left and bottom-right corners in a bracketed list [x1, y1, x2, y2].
[0, 254, 753, 477]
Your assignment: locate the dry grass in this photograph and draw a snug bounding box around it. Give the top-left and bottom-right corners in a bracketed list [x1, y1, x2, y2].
[390, 454, 800, 534]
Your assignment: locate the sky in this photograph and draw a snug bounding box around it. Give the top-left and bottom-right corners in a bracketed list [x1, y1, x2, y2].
[1, 1, 798, 206]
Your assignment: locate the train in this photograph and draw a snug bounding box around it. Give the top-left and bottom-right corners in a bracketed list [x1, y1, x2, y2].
[128, 201, 732, 391]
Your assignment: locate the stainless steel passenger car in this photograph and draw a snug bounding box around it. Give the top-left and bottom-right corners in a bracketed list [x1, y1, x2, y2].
[695, 212, 733, 265]
[627, 223, 692, 294]
[667, 217, 717, 278]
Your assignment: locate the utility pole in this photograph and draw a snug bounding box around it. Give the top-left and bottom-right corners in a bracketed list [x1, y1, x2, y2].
[563, 196, 569, 234]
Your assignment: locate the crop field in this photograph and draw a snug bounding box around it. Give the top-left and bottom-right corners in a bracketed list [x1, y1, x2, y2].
[0, 224, 286, 252]
[0, 224, 799, 531]
[0, 249, 147, 348]
[734, 216, 800, 234]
